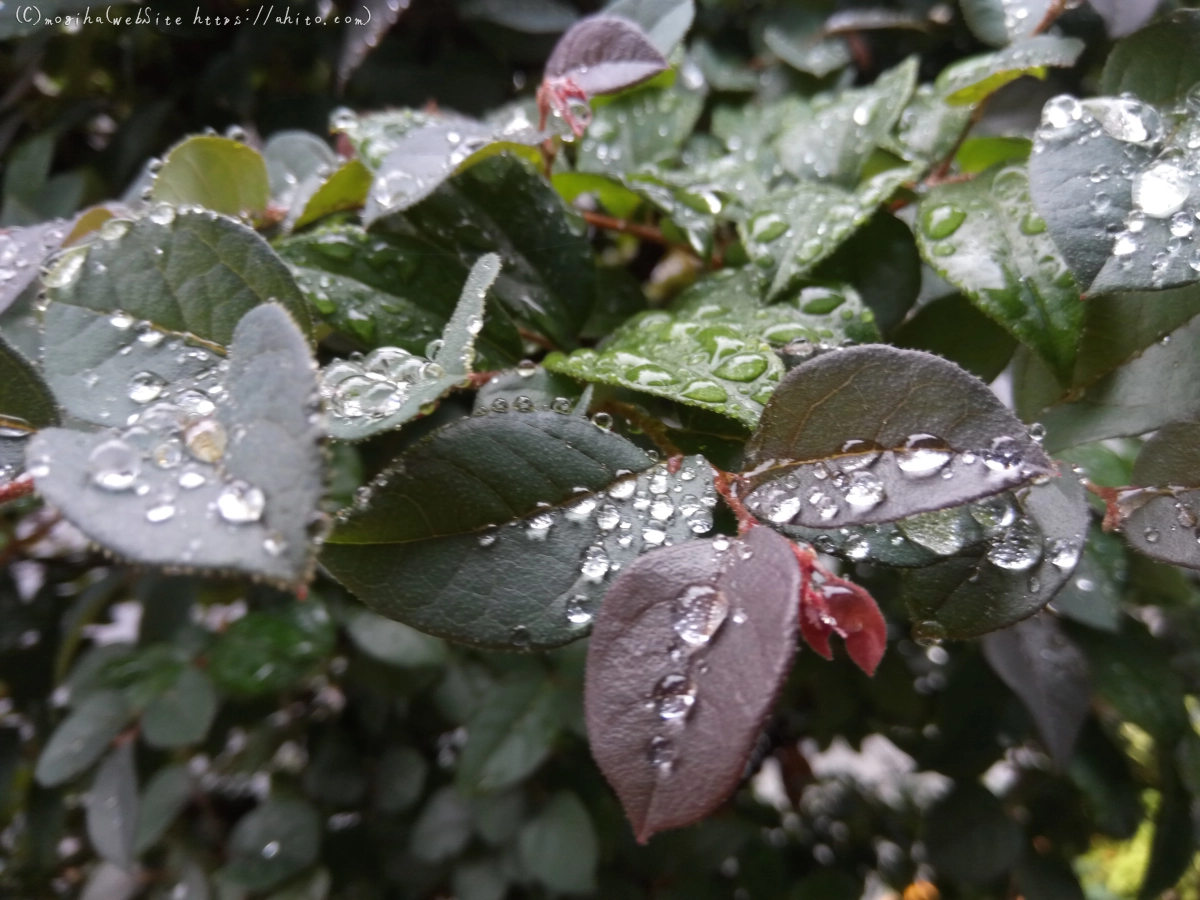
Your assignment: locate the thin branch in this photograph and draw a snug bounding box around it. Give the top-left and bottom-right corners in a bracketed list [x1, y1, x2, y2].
[0, 474, 35, 506]
[581, 210, 677, 248]
[712, 469, 757, 534]
[1032, 0, 1070, 35]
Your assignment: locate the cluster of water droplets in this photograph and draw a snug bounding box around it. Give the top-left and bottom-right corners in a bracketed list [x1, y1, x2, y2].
[320, 339, 459, 424]
[0, 220, 66, 292]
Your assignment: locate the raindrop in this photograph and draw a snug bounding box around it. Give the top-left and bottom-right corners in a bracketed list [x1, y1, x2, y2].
[514, 395, 535, 412]
[654, 674, 696, 721]
[982, 436, 1022, 473]
[217, 481, 265, 524]
[838, 439, 883, 471]
[844, 472, 885, 510]
[1144, 528, 1160, 543]
[491, 398, 510, 413]
[363, 346, 423, 382]
[923, 204, 966, 240]
[592, 412, 614, 430]
[1048, 538, 1080, 570]
[152, 438, 183, 469]
[986, 517, 1042, 571]
[713, 353, 768, 382]
[179, 466, 207, 490]
[912, 620, 946, 647]
[128, 371, 167, 404]
[648, 736, 675, 774]
[184, 419, 228, 463]
[1132, 163, 1191, 219]
[146, 501, 176, 523]
[261, 841, 280, 859]
[566, 595, 593, 626]
[526, 512, 554, 540]
[673, 584, 729, 648]
[89, 439, 140, 491]
[1090, 96, 1163, 144]
[896, 434, 952, 477]
[148, 203, 176, 226]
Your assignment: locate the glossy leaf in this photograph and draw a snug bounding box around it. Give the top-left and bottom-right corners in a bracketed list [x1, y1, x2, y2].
[42, 208, 312, 426]
[544, 15, 667, 97]
[222, 798, 321, 891]
[35, 689, 132, 787]
[585, 526, 800, 842]
[151, 136, 270, 217]
[901, 474, 1090, 639]
[547, 270, 877, 428]
[816, 213, 921, 335]
[936, 37, 1083, 106]
[0, 220, 71, 316]
[1099, 10, 1200, 106]
[761, 11, 850, 78]
[320, 253, 502, 441]
[141, 667, 217, 748]
[517, 791, 598, 893]
[323, 415, 721, 650]
[916, 164, 1083, 380]
[0, 333, 57, 481]
[288, 160, 372, 230]
[892, 293, 1018, 382]
[981, 613, 1091, 767]
[894, 85, 975, 165]
[1119, 423, 1200, 568]
[278, 225, 520, 367]
[457, 667, 560, 792]
[605, 0, 693, 56]
[209, 602, 335, 696]
[1028, 93, 1200, 295]
[86, 743, 138, 871]
[960, 0, 1052, 47]
[30, 304, 325, 588]
[743, 346, 1052, 528]
[776, 59, 917, 186]
[744, 165, 920, 302]
[262, 131, 338, 207]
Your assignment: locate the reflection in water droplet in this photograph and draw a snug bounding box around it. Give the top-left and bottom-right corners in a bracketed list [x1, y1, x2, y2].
[896, 434, 952, 477]
[844, 472, 885, 510]
[654, 673, 696, 721]
[566, 595, 593, 626]
[526, 512, 554, 540]
[261, 841, 280, 859]
[128, 371, 167, 404]
[217, 481, 265, 524]
[922, 204, 966, 240]
[184, 419, 228, 464]
[912, 620, 946, 647]
[1132, 163, 1191, 219]
[146, 501, 176, 523]
[986, 517, 1042, 571]
[89, 439, 140, 491]
[673, 585, 729, 648]
[1048, 538, 1080, 570]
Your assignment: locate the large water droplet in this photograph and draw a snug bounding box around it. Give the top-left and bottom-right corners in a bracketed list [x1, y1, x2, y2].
[217, 481, 265, 524]
[89, 439, 140, 491]
[1048, 538, 1080, 570]
[912, 620, 946, 647]
[654, 673, 696, 721]
[986, 517, 1042, 571]
[673, 584, 729, 648]
[566, 594, 593, 626]
[363, 346, 424, 383]
[1132, 163, 1191, 219]
[526, 511, 554, 540]
[897, 433, 952, 477]
[712, 353, 768, 382]
[184, 418, 228, 464]
[923, 205, 966, 240]
[128, 371, 167, 404]
[844, 471, 885, 511]
[838, 439, 883, 471]
[1092, 96, 1163, 145]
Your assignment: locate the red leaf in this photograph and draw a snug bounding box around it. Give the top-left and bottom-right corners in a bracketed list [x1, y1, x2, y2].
[585, 527, 801, 843]
[801, 574, 887, 676]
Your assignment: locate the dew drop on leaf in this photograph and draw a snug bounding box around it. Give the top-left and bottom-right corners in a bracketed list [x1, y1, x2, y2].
[912, 620, 946, 647]
[217, 480, 266, 524]
[896, 434, 952, 477]
[89, 439, 141, 491]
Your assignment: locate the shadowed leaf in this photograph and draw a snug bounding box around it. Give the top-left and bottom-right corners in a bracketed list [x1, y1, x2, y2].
[1120, 423, 1200, 568]
[86, 744, 138, 871]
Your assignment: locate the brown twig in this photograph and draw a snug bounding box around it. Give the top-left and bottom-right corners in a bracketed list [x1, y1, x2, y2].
[517, 327, 560, 353]
[0, 474, 35, 506]
[581, 210, 676, 247]
[712, 469, 757, 534]
[0, 511, 61, 568]
[1032, 0, 1070, 35]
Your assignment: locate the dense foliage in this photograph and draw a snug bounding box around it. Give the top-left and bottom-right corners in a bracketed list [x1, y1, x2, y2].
[7, 0, 1200, 898]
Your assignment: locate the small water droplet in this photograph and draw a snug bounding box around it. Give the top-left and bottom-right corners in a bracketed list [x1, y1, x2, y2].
[912, 620, 946, 647]
[654, 673, 696, 721]
[673, 584, 728, 648]
[128, 371, 167, 404]
[184, 418, 228, 463]
[89, 439, 140, 491]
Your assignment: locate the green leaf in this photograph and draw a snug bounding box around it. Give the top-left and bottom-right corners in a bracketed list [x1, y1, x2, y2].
[1050, 530, 1124, 632]
[1117, 423, 1200, 569]
[981, 613, 1091, 767]
[960, 0, 1051, 46]
[935, 36, 1084, 106]
[375, 746, 427, 814]
[288, 160, 372, 230]
[344, 607, 448, 667]
[546, 269, 877, 428]
[552, 171, 643, 220]
[400, 155, 597, 350]
[410, 787, 473, 863]
[744, 164, 920, 302]
[1139, 760, 1194, 900]
[0, 333, 58, 481]
[517, 791, 598, 894]
[86, 744, 138, 871]
[452, 859, 509, 900]
[775, 58, 917, 186]
[222, 797, 321, 891]
[333, 108, 440, 169]
[35, 689, 132, 787]
[209, 601, 335, 696]
[816, 213, 921, 334]
[151, 136, 271, 217]
[141, 667, 217, 748]
[0, 220, 71, 317]
[321, 415, 718, 651]
[30, 304, 325, 587]
[1099, 10, 1200, 108]
[134, 764, 192, 854]
[743, 346, 1052, 528]
[761, 10, 850, 78]
[894, 85, 974, 165]
[956, 136, 1032, 174]
[915, 165, 1083, 381]
[577, 71, 707, 176]
[458, 666, 560, 792]
[42, 208, 312, 425]
[278, 225, 519, 368]
[604, 0, 694, 56]
[319, 253, 501, 441]
[1028, 94, 1200, 295]
[262, 131, 338, 207]
[901, 475, 1090, 639]
[892, 293, 1018, 382]
[924, 783, 1022, 883]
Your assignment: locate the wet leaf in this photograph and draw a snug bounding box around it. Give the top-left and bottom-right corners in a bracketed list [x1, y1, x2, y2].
[924, 783, 1022, 882]
[743, 346, 1052, 528]
[35, 689, 132, 787]
[817, 213, 921, 334]
[318, 253, 502, 441]
[1118, 423, 1200, 569]
[474, 366, 581, 415]
[0, 333, 57, 481]
[1029, 93, 1200, 295]
[547, 269, 877, 428]
[42, 208, 312, 426]
[576, 71, 707, 176]
[322, 416, 718, 650]
[1050, 530, 1124, 632]
[956, 136, 1032, 173]
[262, 131, 338, 208]
[916, 164, 1083, 380]
[518, 791, 598, 893]
[605, 0, 694, 56]
[151, 136, 270, 217]
[585, 526, 800, 842]
[0, 220, 71, 317]
[140, 667, 217, 748]
[460, 0, 578, 33]
[901, 475, 1090, 639]
[31, 304, 325, 588]
[400, 155, 597, 351]
[337, 0, 411, 90]
[362, 122, 542, 222]
[86, 743, 138, 871]
[544, 15, 667, 98]
[892, 293, 1018, 382]
[761, 10, 850, 78]
[960, 0, 1052, 47]
[288, 160, 372, 231]
[345, 607, 447, 667]
[936, 36, 1084, 106]
[894, 85, 975, 165]
[458, 667, 560, 792]
[209, 601, 335, 696]
[221, 797, 321, 891]
[982, 613, 1091, 767]
[1099, 10, 1200, 105]
[799, 563, 887, 676]
[744, 164, 921, 302]
[776, 59, 917, 186]
[134, 764, 192, 854]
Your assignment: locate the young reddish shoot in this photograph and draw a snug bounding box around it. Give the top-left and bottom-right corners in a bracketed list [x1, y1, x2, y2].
[537, 76, 593, 137]
[789, 541, 887, 676]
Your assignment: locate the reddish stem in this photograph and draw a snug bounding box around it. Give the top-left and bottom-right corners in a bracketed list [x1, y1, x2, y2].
[712, 469, 758, 535]
[1085, 482, 1123, 532]
[0, 474, 35, 505]
[581, 210, 676, 247]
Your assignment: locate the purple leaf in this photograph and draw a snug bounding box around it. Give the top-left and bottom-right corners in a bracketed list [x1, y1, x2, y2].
[585, 526, 800, 843]
[544, 14, 667, 97]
